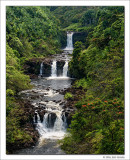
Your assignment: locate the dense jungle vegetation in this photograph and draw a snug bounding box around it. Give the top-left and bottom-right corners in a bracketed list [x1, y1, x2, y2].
[6, 6, 64, 153]
[6, 6, 124, 154]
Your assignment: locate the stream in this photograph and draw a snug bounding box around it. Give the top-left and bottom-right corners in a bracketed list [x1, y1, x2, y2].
[14, 32, 74, 155]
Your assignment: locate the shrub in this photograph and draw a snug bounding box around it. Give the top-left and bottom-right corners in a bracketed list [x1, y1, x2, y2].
[61, 98, 124, 154]
[64, 92, 73, 100]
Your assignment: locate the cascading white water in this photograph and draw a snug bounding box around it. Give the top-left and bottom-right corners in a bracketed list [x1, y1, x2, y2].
[40, 62, 43, 75]
[50, 59, 69, 79]
[36, 51, 71, 141]
[53, 110, 64, 131]
[42, 113, 49, 129]
[64, 32, 74, 51]
[18, 53, 72, 154]
[51, 60, 57, 77]
[35, 108, 67, 139]
[62, 61, 68, 77]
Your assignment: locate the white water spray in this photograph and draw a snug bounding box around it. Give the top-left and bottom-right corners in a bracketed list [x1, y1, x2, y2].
[40, 62, 43, 75]
[35, 108, 67, 139]
[64, 32, 74, 51]
[51, 60, 57, 77]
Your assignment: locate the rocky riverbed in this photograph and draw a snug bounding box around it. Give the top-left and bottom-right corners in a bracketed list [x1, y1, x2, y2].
[12, 53, 78, 155]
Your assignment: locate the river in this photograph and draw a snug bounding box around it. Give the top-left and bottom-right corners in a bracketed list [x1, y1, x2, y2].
[14, 32, 74, 155]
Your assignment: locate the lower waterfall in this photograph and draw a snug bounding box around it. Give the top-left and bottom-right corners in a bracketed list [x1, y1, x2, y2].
[35, 107, 67, 139]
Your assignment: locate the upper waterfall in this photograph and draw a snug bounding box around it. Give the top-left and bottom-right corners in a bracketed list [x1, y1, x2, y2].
[64, 32, 74, 51]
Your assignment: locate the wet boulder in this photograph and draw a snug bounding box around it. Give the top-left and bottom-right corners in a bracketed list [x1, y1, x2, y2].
[56, 61, 65, 77]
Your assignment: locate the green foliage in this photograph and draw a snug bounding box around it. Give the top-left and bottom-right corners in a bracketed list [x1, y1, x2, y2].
[51, 6, 99, 32]
[80, 9, 97, 26]
[99, 120, 124, 154]
[6, 42, 32, 94]
[69, 6, 124, 99]
[6, 6, 64, 153]
[6, 89, 15, 97]
[6, 45, 33, 152]
[74, 78, 88, 89]
[64, 92, 73, 100]
[6, 67, 32, 94]
[69, 41, 85, 78]
[6, 6, 62, 59]
[61, 98, 124, 154]
[60, 6, 124, 154]
[6, 101, 33, 152]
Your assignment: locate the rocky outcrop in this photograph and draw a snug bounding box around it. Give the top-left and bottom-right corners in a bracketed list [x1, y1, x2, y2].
[23, 57, 52, 77]
[61, 86, 86, 127]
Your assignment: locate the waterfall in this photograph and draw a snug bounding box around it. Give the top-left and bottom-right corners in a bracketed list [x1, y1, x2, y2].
[62, 61, 68, 77]
[64, 32, 74, 51]
[49, 60, 70, 79]
[35, 109, 67, 139]
[40, 62, 43, 75]
[19, 53, 72, 154]
[51, 60, 57, 77]
[53, 110, 65, 131]
[42, 113, 49, 129]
